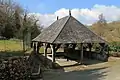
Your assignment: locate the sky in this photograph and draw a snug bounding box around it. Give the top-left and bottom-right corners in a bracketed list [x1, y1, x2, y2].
[17, 0, 120, 27]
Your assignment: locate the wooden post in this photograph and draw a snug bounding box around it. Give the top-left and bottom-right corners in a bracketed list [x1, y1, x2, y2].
[37, 42, 40, 53]
[81, 43, 83, 64]
[88, 43, 92, 52]
[44, 43, 47, 58]
[88, 43, 92, 59]
[43, 43, 48, 66]
[50, 44, 55, 63]
[33, 42, 37, 54]
[99, 43, 105, 54]
[107, 45, 109, 57]
[106, 45, 109, 61]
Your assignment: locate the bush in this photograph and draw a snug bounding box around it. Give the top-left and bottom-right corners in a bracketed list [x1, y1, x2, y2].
[109, 42, 120, 52]
[0, 57, 32, 80]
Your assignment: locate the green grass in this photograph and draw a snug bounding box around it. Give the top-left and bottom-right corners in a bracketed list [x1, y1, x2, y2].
[40, 47, 44, 53]
[0, 40, 23, 51]
[0, 40, 24, 57]
[0, 40, 45, 57]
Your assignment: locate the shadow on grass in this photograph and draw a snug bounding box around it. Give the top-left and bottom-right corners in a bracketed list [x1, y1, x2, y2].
[43, 67, 109, 80]
[0, 50, 24, 58]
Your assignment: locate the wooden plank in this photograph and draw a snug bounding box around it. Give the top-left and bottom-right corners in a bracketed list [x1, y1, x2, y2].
[37, 42, 40, 53]
[50, 44, 55, 63]
[88, 43, 93, 58]
[81, 43, 83, 64]
[33, 42, 37, 53]
[44, 43, 47, 58]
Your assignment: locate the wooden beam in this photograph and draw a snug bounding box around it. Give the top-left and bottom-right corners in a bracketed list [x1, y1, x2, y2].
[37, 42, 40, 53]
[50, 44, 56, 63]
[33, 42, 37, 54]
[33, 42, 36, 51]
[88, 43, 93, 59]
[72, 44, 77, 50]
[107, 45, 109, 57]
[44, 43, 48, 58]
[88, 43, 92, 52]
[81, 43, 83, 64]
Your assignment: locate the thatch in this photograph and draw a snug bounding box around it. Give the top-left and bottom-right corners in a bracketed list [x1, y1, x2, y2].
[32, 16, 106, 44]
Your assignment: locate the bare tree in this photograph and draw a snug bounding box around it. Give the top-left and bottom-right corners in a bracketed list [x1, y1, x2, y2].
[93, 13, 107, 37]
[98, 14, 107, 26]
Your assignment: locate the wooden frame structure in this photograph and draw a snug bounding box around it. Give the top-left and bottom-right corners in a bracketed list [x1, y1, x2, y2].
[32, 11, 109, 64]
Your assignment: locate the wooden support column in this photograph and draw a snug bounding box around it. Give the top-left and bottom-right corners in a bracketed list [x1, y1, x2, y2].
[88, 43, 93, 59]
[44, 43, 48, 58]
[107, 45, 109, 57]
[99, 43, 105, 54]
[73, 44, 77, 50]
[65, 44, 69, 61]
[37, 42, 41, 54]
[80, 43, 83, 64]
[88, 43, 92, 52]
[33, 42, 37, 54]
[50, 44, 56, 63]
[43, 43, 48, 66]
[106, 45, 109, 61]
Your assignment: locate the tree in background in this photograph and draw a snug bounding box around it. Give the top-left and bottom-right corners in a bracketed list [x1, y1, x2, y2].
[0, 0, 21, 39]
[98, 14, 107, 25]
[0, 0, 13, 38]
[0, 0, 42, 39]
[92, 14, 107, 37]
[22, 13, 42, 40]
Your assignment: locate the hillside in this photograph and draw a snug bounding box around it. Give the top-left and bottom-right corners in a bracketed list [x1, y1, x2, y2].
[91, 21, 120, 42]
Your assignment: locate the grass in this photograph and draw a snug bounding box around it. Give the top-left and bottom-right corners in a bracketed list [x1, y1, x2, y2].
[0, 40, 45, 57]
[0, 40, 23, 51]
[40, 47, 44, 53]
[0, 40, 24, 57]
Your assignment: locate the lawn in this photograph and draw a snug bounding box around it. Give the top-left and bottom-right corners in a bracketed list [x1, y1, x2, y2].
[0, 40, 23, 51]
[0, 40, 44, 57]
[0, 40, 24, 57]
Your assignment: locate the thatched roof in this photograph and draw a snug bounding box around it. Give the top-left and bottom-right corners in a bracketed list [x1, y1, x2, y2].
[32, 15, 106, 44]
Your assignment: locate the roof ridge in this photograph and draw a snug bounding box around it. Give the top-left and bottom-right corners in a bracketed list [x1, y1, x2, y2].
[52, 16, 71, 43]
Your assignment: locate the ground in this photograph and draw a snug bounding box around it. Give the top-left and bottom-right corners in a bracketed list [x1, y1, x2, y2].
[1, 40, 120, 80]
[43, 57, 120, 80]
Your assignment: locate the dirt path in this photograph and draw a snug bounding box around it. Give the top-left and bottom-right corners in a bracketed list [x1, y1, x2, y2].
[43, 57, 120, 80]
